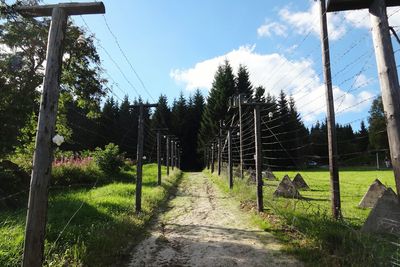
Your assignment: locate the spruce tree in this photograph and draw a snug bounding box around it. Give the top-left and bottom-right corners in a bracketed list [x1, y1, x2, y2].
[199, 60, 236, 150]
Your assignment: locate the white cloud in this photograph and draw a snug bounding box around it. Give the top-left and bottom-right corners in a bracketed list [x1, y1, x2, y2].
[170, 45, 372, 122]
[257, 2, 400, 41]
[278, 1, 347, 41]
[257, 21, 287, 37]
[354, 74, 372, 88]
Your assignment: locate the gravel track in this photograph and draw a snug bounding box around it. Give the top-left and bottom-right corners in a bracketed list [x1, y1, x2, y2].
[128, 172, 302, 267]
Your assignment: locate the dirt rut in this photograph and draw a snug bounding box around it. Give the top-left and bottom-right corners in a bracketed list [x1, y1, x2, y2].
[128, 172, 301, 267]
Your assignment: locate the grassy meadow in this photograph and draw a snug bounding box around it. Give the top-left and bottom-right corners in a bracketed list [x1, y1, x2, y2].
[207, 167, 399, 266]
[0, 164, 182, 267]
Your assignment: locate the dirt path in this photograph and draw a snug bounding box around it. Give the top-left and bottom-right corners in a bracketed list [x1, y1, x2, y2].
[128, 172, 301, 267]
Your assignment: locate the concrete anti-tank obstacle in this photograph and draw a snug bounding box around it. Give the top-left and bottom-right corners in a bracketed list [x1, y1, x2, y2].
[273, 175, 302, 199]
[292, 173, 309, 190]
[262, 170, 277, 181]
[358, 179, 386, 208]
[362, 187, 400, 235]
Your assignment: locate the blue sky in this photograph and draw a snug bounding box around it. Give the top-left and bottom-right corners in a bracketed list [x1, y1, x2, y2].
[29, 1, 400, 129]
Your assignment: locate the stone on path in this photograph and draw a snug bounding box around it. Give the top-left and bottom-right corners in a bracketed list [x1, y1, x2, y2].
[362, 187, 400, 235]
[358, 179, 386, 208]
[292, 173, 309, 190]
[273, 175, 302, 199]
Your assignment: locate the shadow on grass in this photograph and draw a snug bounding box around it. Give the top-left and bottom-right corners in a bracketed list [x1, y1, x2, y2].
[273, 210, 398, 266]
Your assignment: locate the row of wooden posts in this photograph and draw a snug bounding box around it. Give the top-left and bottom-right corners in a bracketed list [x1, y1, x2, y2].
[134, 104, 181, 212]
[205, 0, 400, 222]
[204, 99, 266, 212]
[11, 2, 182, 266]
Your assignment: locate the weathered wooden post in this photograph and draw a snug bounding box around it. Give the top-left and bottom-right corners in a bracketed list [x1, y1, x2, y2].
[319, 0, 341, 219]
[238, 94, 244, 179]
[157, 131, 161, 185]
[166, 136, 170, 176]
[15, 3, 105, 267]
[327, 0, 400, 202]
[227, 127, 233, 189]
[154, 128, 167, 185]
[218, 121, 222, 176]
[211, 142, 215, 173]
[131, 103, 158, 212]
[171, 139, 175, 170]
[254, 105, 263, 212]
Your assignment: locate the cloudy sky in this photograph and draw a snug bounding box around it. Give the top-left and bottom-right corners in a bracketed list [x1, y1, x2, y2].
[34, 0, 400, 128]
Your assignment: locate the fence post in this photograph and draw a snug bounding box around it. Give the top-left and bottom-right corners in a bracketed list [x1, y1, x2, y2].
[254, 105, 263, 212]
[157, 131, 161, 185]
[228, 127, 233, 189]
[17, 3, 105, 266]
[211, 143, 215, 173]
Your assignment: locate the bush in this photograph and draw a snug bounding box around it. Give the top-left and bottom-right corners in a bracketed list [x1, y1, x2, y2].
[0, 160, 30, 209]
[93, 143, 124, 175]
[52, 159, 103, 186]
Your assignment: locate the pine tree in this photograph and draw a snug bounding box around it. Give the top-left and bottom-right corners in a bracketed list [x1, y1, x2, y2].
[199, 60, 236, 150]
[236, 65, 253, 99]
[368, 96, 388, 150]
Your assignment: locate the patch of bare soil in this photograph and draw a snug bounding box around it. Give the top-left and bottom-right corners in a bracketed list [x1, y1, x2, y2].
[128, 172, 302, 267]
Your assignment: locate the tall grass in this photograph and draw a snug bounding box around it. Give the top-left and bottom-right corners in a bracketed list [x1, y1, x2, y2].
[0, 164, 182, 267]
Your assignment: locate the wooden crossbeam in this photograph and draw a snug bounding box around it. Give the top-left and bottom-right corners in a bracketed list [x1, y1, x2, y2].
[15, 2, 105, 17]
[327, 0, 398, 12]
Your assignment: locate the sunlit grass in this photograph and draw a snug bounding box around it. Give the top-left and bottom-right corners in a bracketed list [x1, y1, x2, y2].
[206, 167, 398, 266]
[0, 164, 182, 267]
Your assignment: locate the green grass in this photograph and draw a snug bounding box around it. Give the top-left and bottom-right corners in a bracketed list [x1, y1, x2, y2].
[0, 164, 182, 267]
[206, 167, 399, 266]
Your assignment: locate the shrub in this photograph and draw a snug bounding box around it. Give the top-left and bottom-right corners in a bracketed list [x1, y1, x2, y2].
[93, 143, 124, 175]
[52, 157, 103, 186]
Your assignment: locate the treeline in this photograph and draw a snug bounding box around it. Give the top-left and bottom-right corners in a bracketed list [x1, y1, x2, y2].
[63, 91, 205, 170]
[198, 61, 388, 169]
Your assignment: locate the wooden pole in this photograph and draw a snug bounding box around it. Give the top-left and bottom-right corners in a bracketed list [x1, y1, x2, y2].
[166, 136, 170, 176]
[369, 0, 400, 197]
[218, 121, 222, 176]
[211, 143, 215, 173]
[157, 131, 161, 185]
[22, 8, 67, 267]
[319, 0, 341, 219]
[254, 105, 263, 212]
[131, 103, 157, 212]
[171, 140, 175, 170]
[228, 127, 233, 189]
[136, 104, 144, 212]
[19, 3, 105, 266]
[206, 146, 210, 170]
[238, 94, 244, 179]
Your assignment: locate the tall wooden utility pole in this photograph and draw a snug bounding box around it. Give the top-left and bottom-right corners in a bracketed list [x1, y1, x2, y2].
[218, 121, 222, 176]
[131, 103, 158, 213]
[327, 0, 400, 202]
[369, 0, 400, 196]
[211, 142, 215, 173]
[319, 0, 341, 219]
[232, 97, 265, 212]
[227, 127, 233, 189]
[254, 105, 263, 212]
[15, 3, 105, 267]
[171, 139, 175, 171]
[238, 94, 245, 179]
[166, 136, 170, 176]
[154, 128, 167, 185]
[157, 131, 161, 185]
[205, 146, 210, 170]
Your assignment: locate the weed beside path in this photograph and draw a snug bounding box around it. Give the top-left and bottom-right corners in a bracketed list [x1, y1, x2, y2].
[129, 172, 301, 266]
[0, 164, 182, 267]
